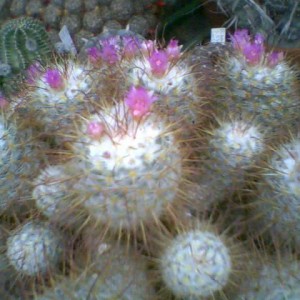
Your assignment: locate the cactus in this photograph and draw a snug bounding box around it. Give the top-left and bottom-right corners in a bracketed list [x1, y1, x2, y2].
[36, 242, 155, 300]
[215, 29, 300, 136]
[6, 221, 65, 276]
[154, 218, 245, 299]
[249, 137, 300, 247]
[32, 165, 86, 228]
[0, 17, 52, 75]
[16, 59, 94, 142]
[189, 119, 264, 211]
[47, 93, 184, 231]
[0, 112, 45, 213]
[231, 252, 300, 299]
[161, 229, 231, 298]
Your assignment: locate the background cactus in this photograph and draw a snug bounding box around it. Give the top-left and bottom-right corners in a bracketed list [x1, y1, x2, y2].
[0, 0, 159, 52]
[0, 112, 45, 213]
[193, 119, 264, 211]
[6, 221, 65, 276]
[231, 250, 300, 299]
[248, 137, 300, 248]
[0, 17, 52, 75]
[36, 243, 155, 300]
[0, 17, 52, 95]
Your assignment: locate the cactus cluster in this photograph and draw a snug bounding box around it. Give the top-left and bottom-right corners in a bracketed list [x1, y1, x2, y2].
[0, 25, 300, 299]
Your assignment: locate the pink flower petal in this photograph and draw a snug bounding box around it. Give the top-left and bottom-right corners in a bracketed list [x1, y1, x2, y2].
[125, 86, 158, 117]
[166, 39, 182, 60]
[44, 68, 64, 90]
[87, 121, 105, 139]
[148, 50, 169, 77]
[87, 47, 102, 63]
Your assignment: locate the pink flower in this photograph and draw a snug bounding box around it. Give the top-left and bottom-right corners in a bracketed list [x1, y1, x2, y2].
[140, 40, 155, 56]
[254, 33, 265, 45]
[267, 51, 284, 67]
[26, 62, 42, 84]
[100, 44, 118, 64]
[231, 29, 250, 50]
[148, 50, 169, 77]
[125, 86, 158, 117]
[44, 68, 64, 90]
[122, 36, 140, 58]
[86, 121, 105, 139]
[99, 38, 119, 64]
[87, 47, 102, 63]
[166, 39, 181, 60]
[242, 43, 264, 65]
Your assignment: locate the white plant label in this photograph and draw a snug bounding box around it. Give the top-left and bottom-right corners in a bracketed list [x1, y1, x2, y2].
[59, 25, 77, 55]
[211, 28, 226, 44]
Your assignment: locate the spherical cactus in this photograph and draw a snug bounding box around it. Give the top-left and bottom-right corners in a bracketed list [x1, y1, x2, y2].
[32, 165, 85, 227]
[194, 119, 264, 210]
[13, 59, 94, 141]
[0, 17, 52, 75]
[159, 227, 232, 298]
[69, 91, 183, 230]
[6, 221, 65, 276]
[249, 137, 300, 247]
[232, 254, 300, 300]
[217, 29, 300, 135]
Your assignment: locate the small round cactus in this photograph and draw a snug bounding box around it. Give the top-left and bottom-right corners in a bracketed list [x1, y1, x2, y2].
[232, 254, 300, 300]
[32, 165, 85, 227]
[0, 17, 52, 75]
[194, 119, 264, 209]
[250, 137, 300, 247]
[6, 221, 65, 276]
[160, 228, 232, 298]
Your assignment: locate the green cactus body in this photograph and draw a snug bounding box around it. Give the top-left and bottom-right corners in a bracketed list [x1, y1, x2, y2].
[0, 17, 52, 74]
[250, 138, 300, 247]
[70, 102, 182, 229]
[6, 221, 65, 276]
[160, 228, 232, 299]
